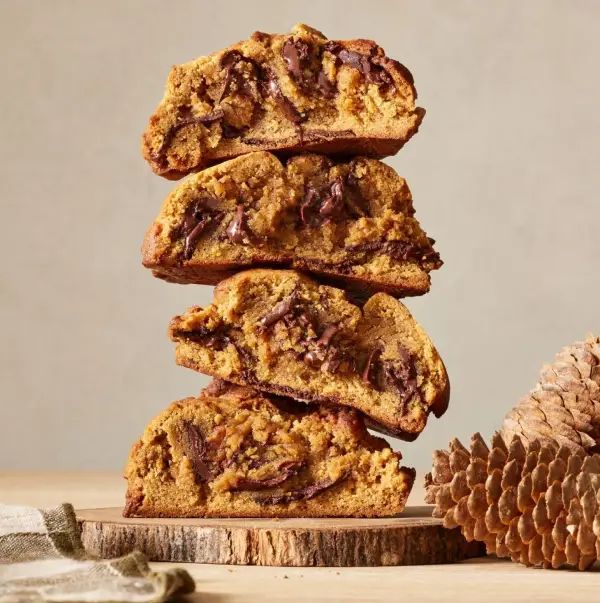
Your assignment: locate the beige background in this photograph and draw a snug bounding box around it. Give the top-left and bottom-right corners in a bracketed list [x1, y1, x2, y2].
[1, 0, 599, 473]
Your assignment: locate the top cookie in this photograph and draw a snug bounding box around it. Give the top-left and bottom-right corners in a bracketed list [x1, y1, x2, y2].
[142, 23, 424, 179]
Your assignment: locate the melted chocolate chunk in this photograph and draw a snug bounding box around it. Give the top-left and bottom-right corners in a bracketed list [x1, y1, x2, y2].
[299, 173, 368, 227]
[230, 340, 256, 369]
[180, 195, 222, 260]
[264, 69, 304, 130]
[256, 293, 348, 369]
[304, 348, 327, 368]
[258, 292, 299, 329]
[252, 472, 349, 506]
[316, 70, 336, 98]
[218, 50, 261, 103]
[384, 344, 418, 406]
[299, 182, 336, 227]
[319, 177, 344, 218]
[183, 221, 208, 259]
[346, 240, 381, 254]
[322, 348, 356, 374]
[296, 312, 316, 331]
[321, 356, 342, 374]
[317, 325, 340, 347]
[368, 56, 395, 88]
[282, 39, 310, 82]
[282, 37, 338, 98]
[175, 325, 249, 362]
[338, 49, 371, 73]
[181, 422, 212, 484]
[230, 460, 303, 491]
[175, 327, 230, 350]
[226, 204, 255, 244]
[361, 347, 382, 386]
[323, 42, 343, 55]
[218, 51, 241, 102]
[360, 343, 419, 405]
[221, 50, 242, 69]
[387, 240, 441, 264]
[324, 43, 394, 91]
[423, 249, 442, 264]
[346, 238, 441, 266]
[204, 334, 230, 351]
[302, 324, 346, 370]
[299, 187, 319, 226]
[384, 240, 418, 262]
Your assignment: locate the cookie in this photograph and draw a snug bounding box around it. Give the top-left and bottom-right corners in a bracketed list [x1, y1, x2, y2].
[124, 379, 414, 518]
[142, 152, 441, 298]
[142, 23, 424, 179]
[168, 269, 449, 440]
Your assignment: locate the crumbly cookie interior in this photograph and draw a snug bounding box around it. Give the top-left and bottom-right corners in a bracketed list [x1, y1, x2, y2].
[142, 24, 423, 177]
[169, 270, 449, 438]
[124, 382, 414, 517]
[143, 152, 440, 296]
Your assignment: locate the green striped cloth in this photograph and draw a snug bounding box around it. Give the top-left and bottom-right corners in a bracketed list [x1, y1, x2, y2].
[0, 503, 194, 602]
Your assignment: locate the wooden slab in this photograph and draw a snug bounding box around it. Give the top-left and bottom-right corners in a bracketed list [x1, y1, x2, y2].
[77, 506, 485, 567]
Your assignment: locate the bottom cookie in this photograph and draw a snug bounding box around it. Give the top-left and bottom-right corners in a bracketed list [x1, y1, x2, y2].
[124, 380, 414, 518]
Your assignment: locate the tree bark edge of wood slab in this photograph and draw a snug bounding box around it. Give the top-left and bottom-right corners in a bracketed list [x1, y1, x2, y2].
[77, 507, 485, 567]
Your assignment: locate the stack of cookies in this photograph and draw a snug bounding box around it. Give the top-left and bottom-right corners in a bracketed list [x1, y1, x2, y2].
[125, 24, 449, 519]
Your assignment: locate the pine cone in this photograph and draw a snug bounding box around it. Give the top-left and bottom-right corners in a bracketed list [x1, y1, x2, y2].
[501, 335, 600, 455]
[424, 432, 600, 569]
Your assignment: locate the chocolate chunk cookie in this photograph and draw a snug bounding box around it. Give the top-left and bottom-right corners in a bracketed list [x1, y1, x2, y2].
[142, 23, 424, 179]
[168, 269, 449, 440]
[142, 152, 441, 298]
[124, 380, 414, 518]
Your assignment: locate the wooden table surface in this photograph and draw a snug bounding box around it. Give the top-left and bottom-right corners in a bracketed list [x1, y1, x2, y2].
[1, 472, 598, 602]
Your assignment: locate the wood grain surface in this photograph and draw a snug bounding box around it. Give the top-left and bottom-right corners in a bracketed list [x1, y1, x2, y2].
[76, 506, 484, 566]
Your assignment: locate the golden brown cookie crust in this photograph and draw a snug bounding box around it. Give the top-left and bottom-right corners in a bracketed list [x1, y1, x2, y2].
[142, 24, 424, 178]
[142, 152, 441, 298]
[168, 269, 449, 440]
[124, 380, 414, 518]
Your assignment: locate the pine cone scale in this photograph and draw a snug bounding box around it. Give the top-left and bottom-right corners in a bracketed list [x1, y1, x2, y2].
[517, 473, 534, 511]
[485, 503, 502, 533]
[450, 471, 469, 502]
[486, 469, 503, 503]
[468, 483, 487, 518]
[518, 508, 536, 543]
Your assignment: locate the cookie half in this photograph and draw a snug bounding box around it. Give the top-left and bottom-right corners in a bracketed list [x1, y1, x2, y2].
[169, 269, 450, 440]
[142, 152, 441, 298]
[124, 380, 414, 518]
[142, 23, 424, 179]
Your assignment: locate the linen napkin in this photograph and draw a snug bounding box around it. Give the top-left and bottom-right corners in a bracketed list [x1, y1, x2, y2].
[0, 503, 194, 603]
